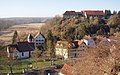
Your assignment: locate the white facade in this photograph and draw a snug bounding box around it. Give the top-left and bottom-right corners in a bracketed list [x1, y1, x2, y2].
[56, 48, 68, 59]
[16, 51, 30, 59]
[83, 39, 95, 47]
[34, 33, 45, 47]
[7, 47, 31, 59]
[27, 33, 33, 43]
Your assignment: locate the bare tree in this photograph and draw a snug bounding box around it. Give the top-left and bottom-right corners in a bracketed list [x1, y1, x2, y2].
[73, 36, 120, 75]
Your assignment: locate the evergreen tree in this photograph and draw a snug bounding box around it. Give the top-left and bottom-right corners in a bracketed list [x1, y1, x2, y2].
[113, 11, 117, 15]
[97, 27, 105, 35]
[47, 30, 54, 41]
[118, 11, 120, 18]
[104, 10, 111, 19]
[47, 30, 55, 58]
[12, 30, 18, 44]
[78, 25, 89, 38]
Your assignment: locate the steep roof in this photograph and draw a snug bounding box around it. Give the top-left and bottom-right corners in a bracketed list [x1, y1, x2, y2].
[8, 42, 35, 52]
[63, 11, 77, 15]
[8, 44, 18, 53]
[56, 41, 69, 48]
[82, 10, 104, 16]
[75, 40, 84, 46]
[28, 33, 33, 40]
[34, 32, 45, 39]
[17, 42, 35, 52]
[63, 11, 82, 15]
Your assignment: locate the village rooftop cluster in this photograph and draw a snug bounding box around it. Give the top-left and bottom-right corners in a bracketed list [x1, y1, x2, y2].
[3, 9, 120, 75]
[63, 10, 113, 19]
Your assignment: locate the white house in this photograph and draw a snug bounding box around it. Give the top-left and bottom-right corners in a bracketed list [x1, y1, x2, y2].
[7, 42, 35, 59]
[33, 32, 46, 47]
[82, 35, 95, 47]
[81, 10, 104, 19]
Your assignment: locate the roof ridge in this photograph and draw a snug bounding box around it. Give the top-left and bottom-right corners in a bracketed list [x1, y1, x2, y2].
[27, 43, 35, 50]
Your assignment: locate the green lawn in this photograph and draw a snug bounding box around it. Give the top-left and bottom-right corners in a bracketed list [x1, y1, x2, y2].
[0, 58, 67, 74]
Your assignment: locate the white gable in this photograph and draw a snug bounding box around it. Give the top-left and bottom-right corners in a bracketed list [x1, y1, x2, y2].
[34, 33, 45, 46]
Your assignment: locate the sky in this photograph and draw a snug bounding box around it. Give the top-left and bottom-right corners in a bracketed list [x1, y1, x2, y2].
[0, 0, 119, 18]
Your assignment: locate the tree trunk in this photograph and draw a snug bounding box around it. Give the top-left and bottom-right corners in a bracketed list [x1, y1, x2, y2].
[36, 61, 38, 68]
[9, 65, 13, 75]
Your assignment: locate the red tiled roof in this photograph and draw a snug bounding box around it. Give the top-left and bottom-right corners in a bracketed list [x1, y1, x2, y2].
[60, 63, 73, 75]
[82, 10, 104, 16]
[56, 41, 69, 48]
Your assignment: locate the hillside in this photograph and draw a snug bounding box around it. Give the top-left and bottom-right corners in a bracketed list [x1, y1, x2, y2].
[41, 14, 120, 41]
[0, 17, 51, 32]
[0, 23, 45, 44]
[0, 17, 51, 24]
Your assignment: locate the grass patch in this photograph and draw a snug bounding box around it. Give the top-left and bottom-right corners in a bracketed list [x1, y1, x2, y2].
[0, 58, 67, 73]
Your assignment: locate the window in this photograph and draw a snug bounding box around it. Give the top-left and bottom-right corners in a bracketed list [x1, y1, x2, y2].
[39, 40, 44, 41]
[74, 53, 77, 57]
[36, 40, 38, 41]
[22, 52, 24, 56]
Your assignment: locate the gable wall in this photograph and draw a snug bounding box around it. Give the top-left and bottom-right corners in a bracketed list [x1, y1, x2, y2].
[34, 35, 45, 46]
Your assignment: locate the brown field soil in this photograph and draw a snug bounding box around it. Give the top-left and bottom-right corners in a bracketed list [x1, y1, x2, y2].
[0, 23, 45, 44]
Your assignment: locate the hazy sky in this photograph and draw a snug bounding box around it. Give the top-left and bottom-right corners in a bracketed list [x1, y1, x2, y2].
[0, 0, 119, 18]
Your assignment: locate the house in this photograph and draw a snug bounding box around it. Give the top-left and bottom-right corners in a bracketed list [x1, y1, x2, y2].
[59, 63, 73, 75]
[63, 10, 104, 19]
[81, 10, 104, 19]
[55, 41, 86, 59]
[55, 41, 69, 59]
[7, 42, 35, 59]
[33, 32, 46, 47]
[82, 35, 95, 47]
[27, 32, 46, 47]
[63, 11, 83, 18]
[55, 35, 95, 59]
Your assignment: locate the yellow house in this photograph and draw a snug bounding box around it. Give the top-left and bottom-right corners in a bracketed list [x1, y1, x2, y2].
[55, 41, 86, 59]
[55, 41, 69, 59]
